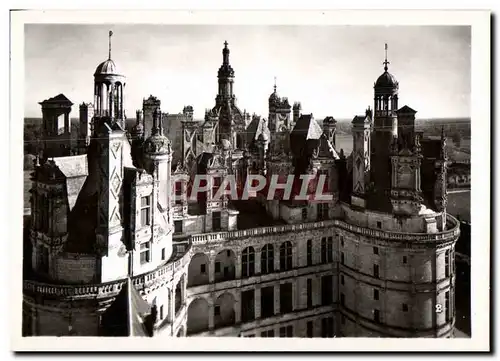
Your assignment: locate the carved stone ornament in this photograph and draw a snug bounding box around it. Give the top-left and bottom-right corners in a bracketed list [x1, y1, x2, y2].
[144, 134, 171, 154]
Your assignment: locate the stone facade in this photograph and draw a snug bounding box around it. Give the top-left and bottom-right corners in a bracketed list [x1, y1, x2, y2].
[23, 39, 459, 338]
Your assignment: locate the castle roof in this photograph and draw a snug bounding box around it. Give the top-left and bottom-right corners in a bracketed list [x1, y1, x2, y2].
[100, 278, 153, 337]
[375, 71, 398, 88]
[94, 59, 120, 76]
[39, 93, 73, 106]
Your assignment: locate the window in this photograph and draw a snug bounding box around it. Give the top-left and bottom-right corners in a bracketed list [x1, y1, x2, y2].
[223, 266, 229, 278]
[402, 303, 408, 312]
[321, 237, 327, 264]
[321, 317, 334, 338]
[327, 237, 333, 262]
[373, 264, 379, 278]
[279, 325, 293, 338]
[307, 279, 313, 308]
[261, 330, 274, 338]
[212, 211, 221, 232]
[374, 309, 380, 323]
[317, 202, 328, 220]
[241, 290, 255, 322]
[174, 220, 182, 234]
[341, 275, 345, 285]
[341, 252, 345, 265]
[161, 248, 165, 261]
[140, 242, 151, 264]
[403, 256, 407, 264]
[373, 246, 379, 255]
[445, 250, 450, 278]
[340, 235, 344, 248]
[280, 283, 293, 314]
[307, 239, 312, 266]
[321, 275, 333, 305]
[200, 264, 206, 273]
[215, 261, 221, 273]
[307, 321, 313, 338]
[242, 247, 255, 278]
[376, 221, 382, 229]
[214, 305, 220, 317]
[302, 207, 308, 221]
[445, 291, 450, 322]
[261, 286, 274, 318]
[212, 176, 221, 197]
[261, 244, 274, 274]
[373, 289, 379, 300]
[340, 293, 345, 307]
[175, 181, 182, 204]
[140, 195, 151, 227]
[280, 241, 293, 271]
[159, 305, 164, 320]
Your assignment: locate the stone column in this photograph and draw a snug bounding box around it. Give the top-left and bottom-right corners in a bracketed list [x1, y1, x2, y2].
[182, 274, 187, 308]
[274, 283, 280, 315]
[168, 289, 174, 323]
[255, 249, 261, 275]
[64, 112, 69, 134]
[208, 302, 215, 330]
[234, 292, 241, 324]
[255, 287, 261, 319]
[101, 83, 106, 115]
[110, 82, 115, 119]
[209, 255, 215, 284]
[274, 246, 280, 272]
[292, 281, 297, 311]
[235, 251, 242, 279]
[94, 84, 99, 113]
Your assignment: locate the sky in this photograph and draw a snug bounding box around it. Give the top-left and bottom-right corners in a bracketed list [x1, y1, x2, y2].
[24, 24, 471, 120]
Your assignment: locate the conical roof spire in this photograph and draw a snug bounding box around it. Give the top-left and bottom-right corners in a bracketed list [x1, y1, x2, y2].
[383, 43, 390, 72]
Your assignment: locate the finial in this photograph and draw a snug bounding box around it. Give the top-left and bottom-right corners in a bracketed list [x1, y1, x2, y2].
[383, 43, 390, 72]
[224, 40, 228, 48]
[274, 76, 277, 93]
[108, 30, 113, 60]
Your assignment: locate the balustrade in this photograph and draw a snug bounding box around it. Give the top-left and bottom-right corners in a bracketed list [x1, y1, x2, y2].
[24, 216, 459, 299]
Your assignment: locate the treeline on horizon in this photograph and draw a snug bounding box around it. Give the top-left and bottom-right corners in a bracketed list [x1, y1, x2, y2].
[23, 116, 471, 156]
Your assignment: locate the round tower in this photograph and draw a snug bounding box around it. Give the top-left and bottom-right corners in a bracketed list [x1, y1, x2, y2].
[372, 43, 399, 195]
[93, 31, 126, 129]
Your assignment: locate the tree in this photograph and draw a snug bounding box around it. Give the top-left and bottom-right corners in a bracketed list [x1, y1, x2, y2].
[451, 132, 462, 148]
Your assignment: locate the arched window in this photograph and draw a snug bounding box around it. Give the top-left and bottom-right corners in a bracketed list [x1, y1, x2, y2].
[280, 241, 293, 271]
[261, 244, 274, 274]
[242, 247, 255, 278]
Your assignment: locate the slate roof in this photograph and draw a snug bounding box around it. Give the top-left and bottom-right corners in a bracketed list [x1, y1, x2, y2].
[292, 114, 322, 140]
[245, 116, 270, 146]
[39, 93, 73, 105]
[397, 105, 417, 114]
[53, 155, 88, 210]
[100, 278, 153, 337]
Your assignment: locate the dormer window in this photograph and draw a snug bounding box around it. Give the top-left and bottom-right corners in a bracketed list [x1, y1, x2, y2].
[140, 195, 151, 227]
[175, 181, 182, 205]
[212, 176, 221, 198]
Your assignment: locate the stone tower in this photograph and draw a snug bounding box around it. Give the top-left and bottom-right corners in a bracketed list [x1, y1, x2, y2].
[93, 30, 126, 130]
[351, 111, 371, 208]
[39, 94, 73, 158]
[372, 43, 399, 198]
[323, 116, 337, 149]
[143, 95, 161, 139]
[78, 102, 94, 154]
